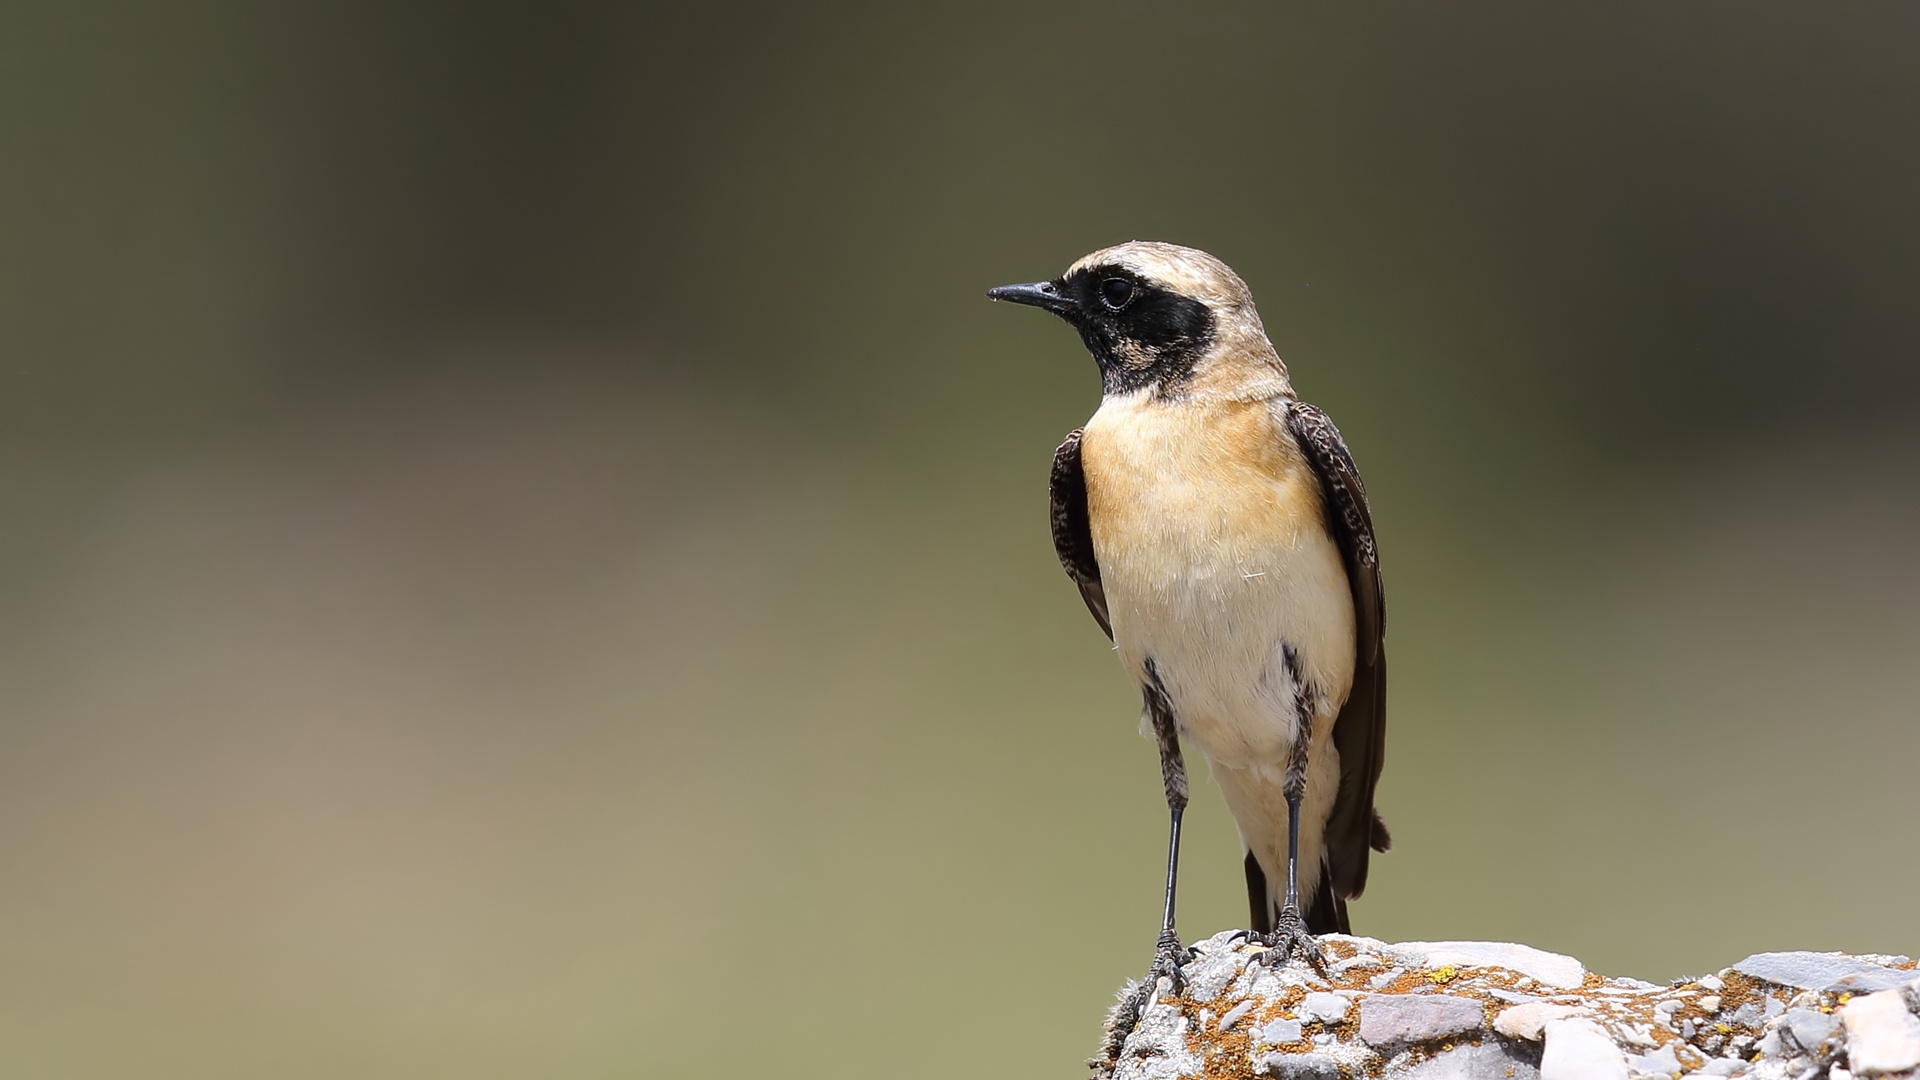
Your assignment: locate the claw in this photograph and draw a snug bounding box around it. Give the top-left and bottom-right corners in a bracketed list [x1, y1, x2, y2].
[1259, 908, 1329, 976]
[1149, 928, 1188, 994]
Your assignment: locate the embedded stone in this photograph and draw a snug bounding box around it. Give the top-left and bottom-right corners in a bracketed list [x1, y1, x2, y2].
[1623, 1043, 1680, 1078]
[1841, 988, 1920, 1076]
[1732, 953, 1914, 994]
[1299, 992, 1350, 1024]
[1496, 1002, 1583, 1041]
[1260, 1017, 1304, 1045]
[1404, 1041, 1539, 1079]
[1399, 941, 1587, 990]
[1358, 994, 1484, 1046]
[1541, 1018, 1629, 1080]
[1255, 1052, 1340, 1080]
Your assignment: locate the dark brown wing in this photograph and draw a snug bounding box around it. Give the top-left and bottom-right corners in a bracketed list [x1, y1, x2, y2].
[1049, 428, 1111, 640]
[1286, 400, 1390, 901]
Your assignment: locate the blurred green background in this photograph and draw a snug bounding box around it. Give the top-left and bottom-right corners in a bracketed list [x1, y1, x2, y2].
[3, 2, 1918, 1077]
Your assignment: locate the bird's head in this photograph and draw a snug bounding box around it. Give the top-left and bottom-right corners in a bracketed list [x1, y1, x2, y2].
[987, 241, 1288, 399]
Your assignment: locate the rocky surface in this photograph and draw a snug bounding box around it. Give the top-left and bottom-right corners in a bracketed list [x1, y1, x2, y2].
[1096, 932, 1920, 1080]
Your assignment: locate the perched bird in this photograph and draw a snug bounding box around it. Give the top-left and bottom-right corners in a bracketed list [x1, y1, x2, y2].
[987, 243, 1390, 996]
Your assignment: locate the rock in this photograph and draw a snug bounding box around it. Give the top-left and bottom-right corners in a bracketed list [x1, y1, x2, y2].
[1180, 943, 1246, 1002]
[1299, 992, 1350, 1024]
[1497, 1002, 1584, 1041]
[1109, 989, 1202, 1080]
[1841, 988, 1920, 1076]
[1260, 1018, 1303, 1045]
[1403, 1041, 1540, 1079]
[1255, 1052, 1340, 1079]
[1542, 1018, 1629, 1080]
[1358, 994, 1485, 1046]
[1399, 941, 1588, 990]
[1617, 1022, 1657, 1049]
[1733, 952, 1916, 994]
[1623, 1043, 1680, 1078]
[1096, 937, 1920, 1080]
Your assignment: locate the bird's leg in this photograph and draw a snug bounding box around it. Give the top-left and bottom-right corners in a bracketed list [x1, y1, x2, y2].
[1153, 800, 1187, 977]
[1103, 662, 1191, 1068]
[1260, 786, 1328, 973]
[1263, 662, 1329, 974]
[1143, 663, 1190, 989]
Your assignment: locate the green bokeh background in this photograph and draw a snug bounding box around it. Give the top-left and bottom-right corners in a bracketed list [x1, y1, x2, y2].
[3, 3, 1917, 1077]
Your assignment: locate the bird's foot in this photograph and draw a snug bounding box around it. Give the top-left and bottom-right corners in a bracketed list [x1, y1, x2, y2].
[1147, 927, 1189, 992]
[1093, 929, 1191, 1076]
[1258, 907, 1328, 975]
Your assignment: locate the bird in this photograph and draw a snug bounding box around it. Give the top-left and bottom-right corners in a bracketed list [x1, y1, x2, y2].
[987, 242, 1390, 1006]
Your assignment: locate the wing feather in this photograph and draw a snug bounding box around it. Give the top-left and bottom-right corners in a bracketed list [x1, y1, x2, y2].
[1285, 400, 1389, 901]
[1049, 428, 1111, 640]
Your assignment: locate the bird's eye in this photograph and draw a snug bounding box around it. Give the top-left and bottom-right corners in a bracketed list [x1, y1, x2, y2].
[1099, 277, 1135, 310]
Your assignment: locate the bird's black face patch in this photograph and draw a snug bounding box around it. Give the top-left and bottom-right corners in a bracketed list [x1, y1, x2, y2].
[1055, 265, 1216, 395]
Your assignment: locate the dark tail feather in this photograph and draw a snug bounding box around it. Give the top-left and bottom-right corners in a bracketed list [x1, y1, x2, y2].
[1306, 862, 1350, 935]
[1248, 851, 1353, 936]
[1244, 851, 1273, 936]
[1371, 810, 1392, 853]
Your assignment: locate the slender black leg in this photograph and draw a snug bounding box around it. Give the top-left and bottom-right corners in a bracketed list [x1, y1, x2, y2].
[1283, 786, 1302, 911]
[1097, 661, 1190, 1074]
[1159, 804, 1184, 946]
[1262, 650, 1329, 973]
[1142, 659, 1189, 985]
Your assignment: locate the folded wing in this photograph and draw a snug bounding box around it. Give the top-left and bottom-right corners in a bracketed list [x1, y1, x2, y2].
[1048, 428, 1111, 639]
[1285, 400, 1390, 902]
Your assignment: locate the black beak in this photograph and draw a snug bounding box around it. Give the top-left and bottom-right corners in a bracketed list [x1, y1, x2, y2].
[986, 280, 1076, 316]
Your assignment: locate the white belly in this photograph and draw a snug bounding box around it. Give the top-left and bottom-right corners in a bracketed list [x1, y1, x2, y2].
[1112, 541, 1347, 767]
[1080, 391, 1356, 890]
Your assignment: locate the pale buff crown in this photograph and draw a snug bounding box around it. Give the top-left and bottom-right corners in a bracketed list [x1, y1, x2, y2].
[1071, 241, 1292, 399]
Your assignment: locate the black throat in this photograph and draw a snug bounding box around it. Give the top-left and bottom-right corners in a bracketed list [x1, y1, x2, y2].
[1057, 266, 1217, 396]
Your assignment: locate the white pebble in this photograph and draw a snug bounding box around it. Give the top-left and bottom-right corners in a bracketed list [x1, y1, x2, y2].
[1494, 1002, 1581, 1042]
[1842, 989, 1920, 1076]
[1541, 1018, 1629, 1080]
[1300, 992, 1350, 1024]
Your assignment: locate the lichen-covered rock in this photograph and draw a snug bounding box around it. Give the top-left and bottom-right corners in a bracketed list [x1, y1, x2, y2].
[1094, 935, 1920, 1080]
